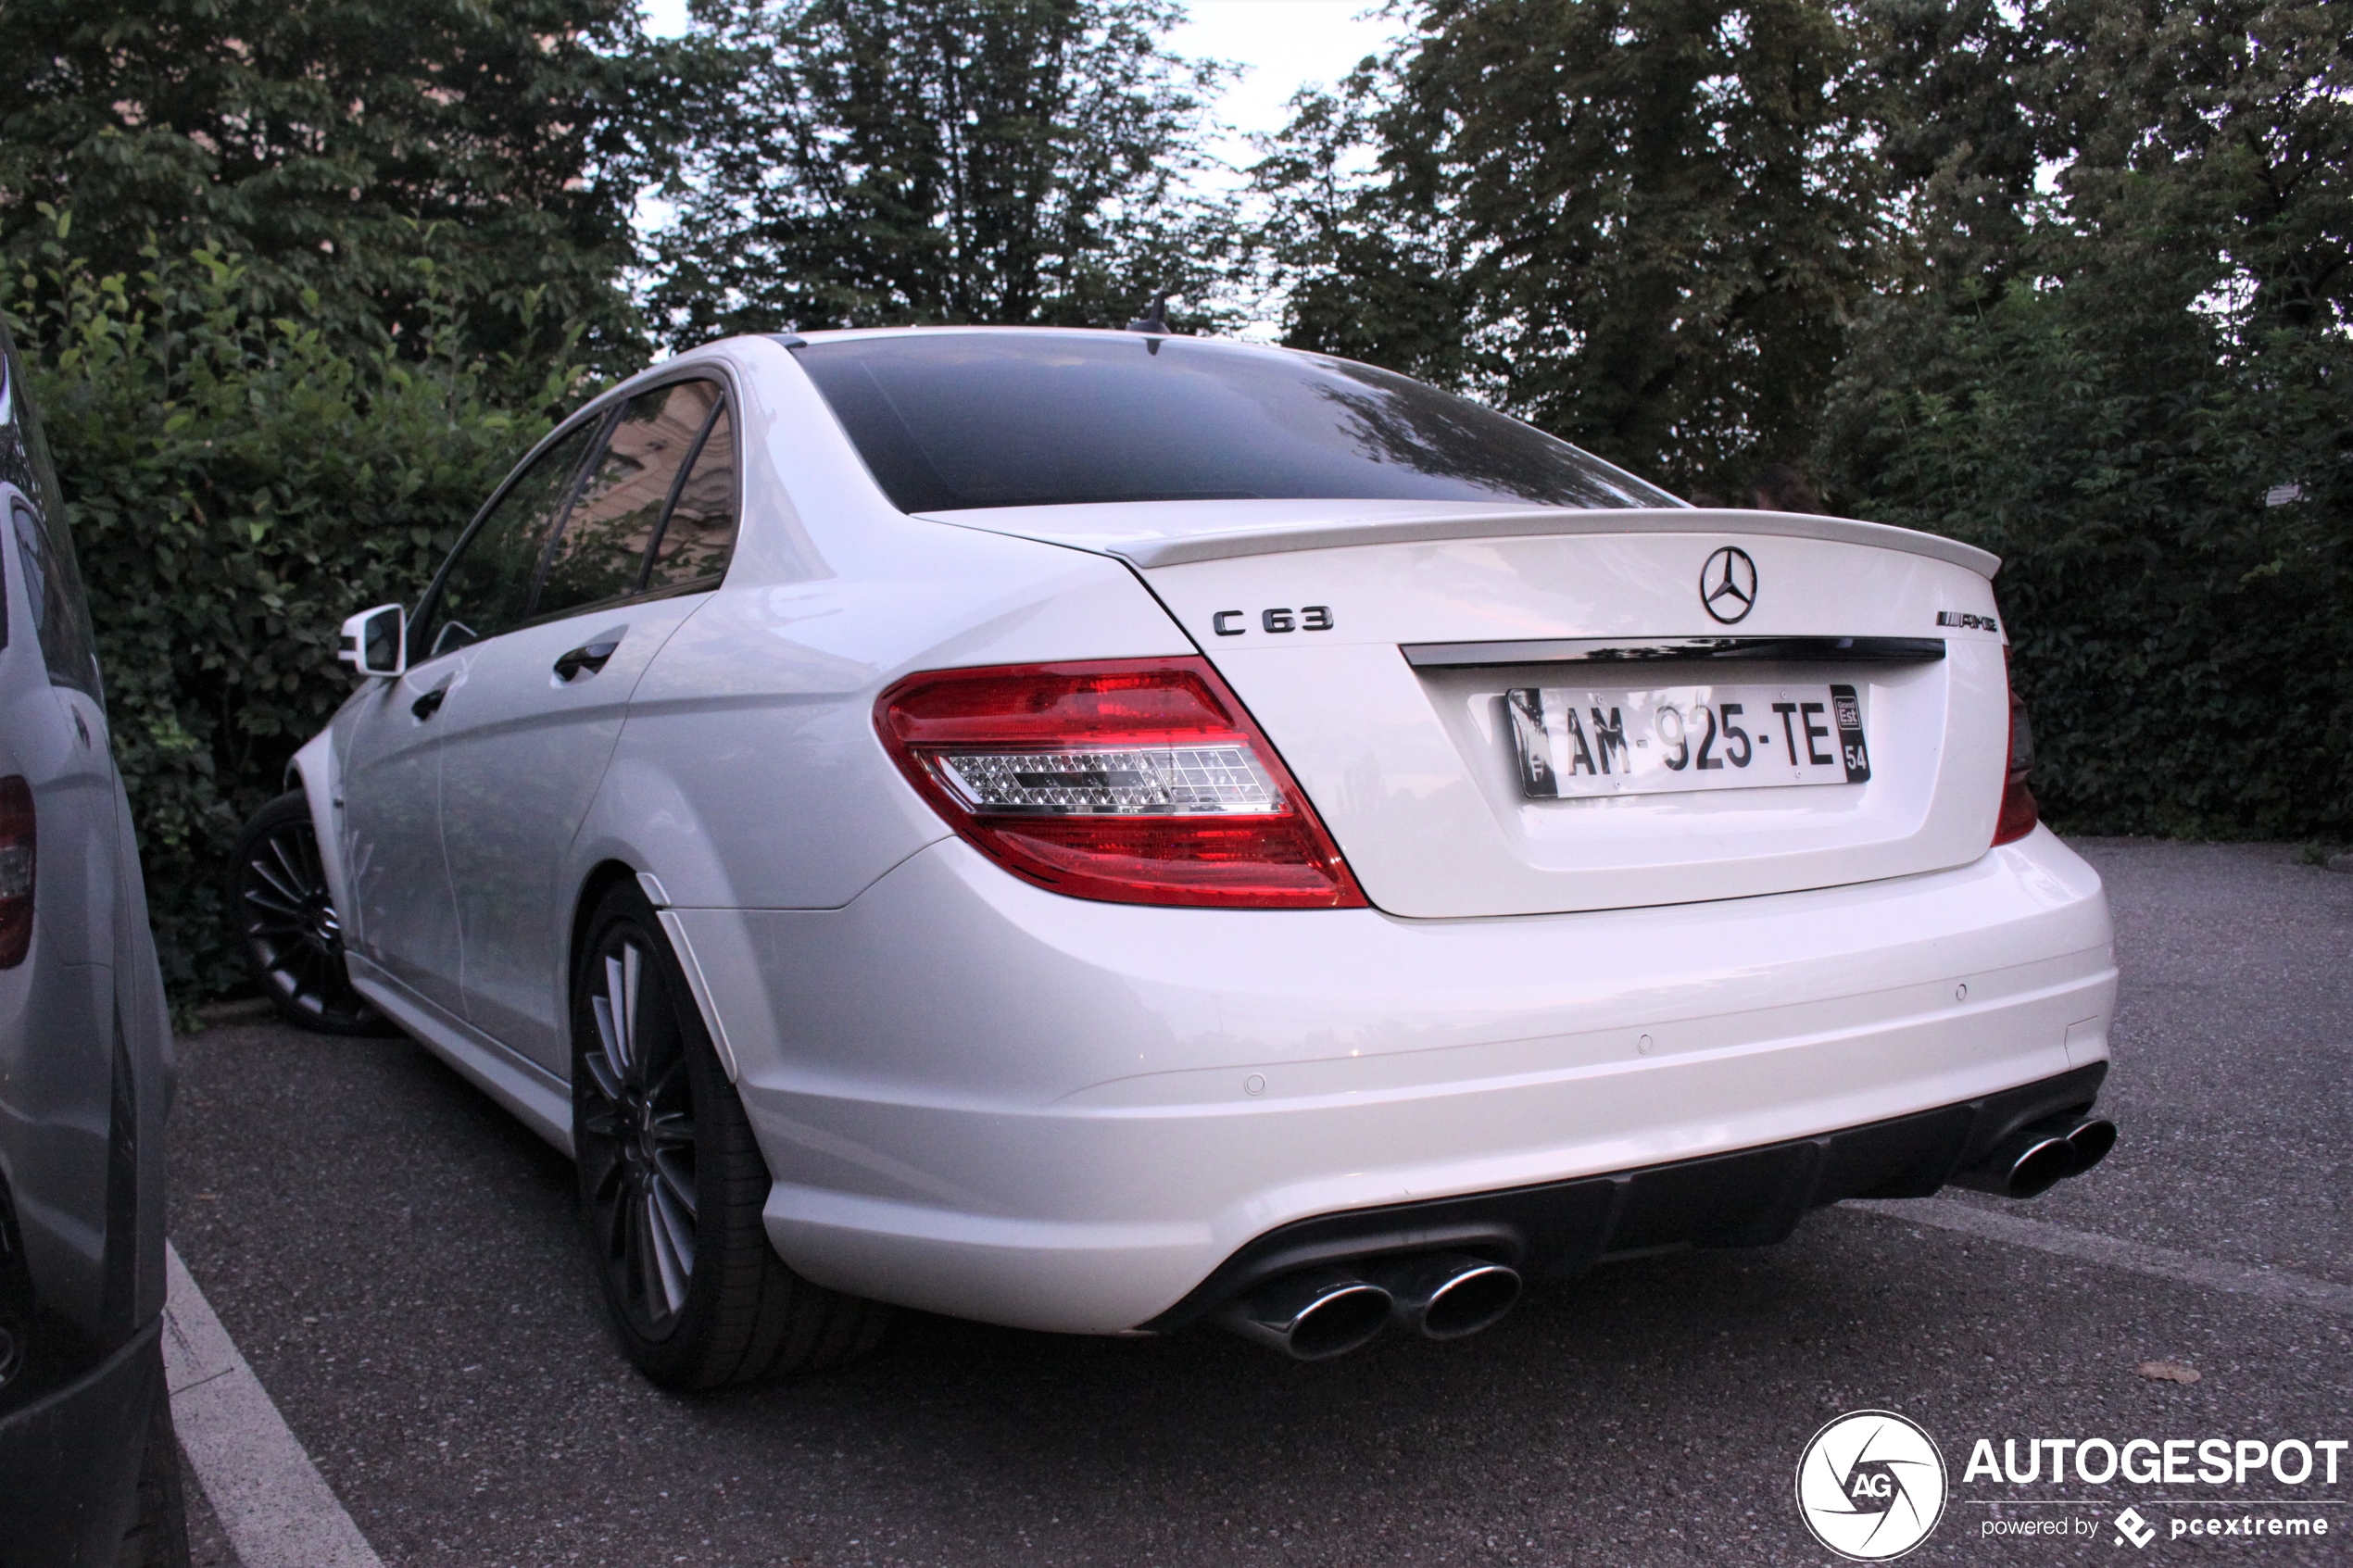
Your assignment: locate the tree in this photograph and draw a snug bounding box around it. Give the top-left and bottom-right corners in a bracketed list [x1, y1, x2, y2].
[1818, 0, 2353, 836]
[1256, 0, 1876, 498]
[2033, 0, 2351, 340]
[646, 0, 1243, 339]
[1848, 0, 2041, 298]
[0, 0, 699, 371]
[1247, 82, 1472, 391]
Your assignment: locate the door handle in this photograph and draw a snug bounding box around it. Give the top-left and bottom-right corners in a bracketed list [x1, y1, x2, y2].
[411, 686, 447, 721]
[553, 639, 620, 682]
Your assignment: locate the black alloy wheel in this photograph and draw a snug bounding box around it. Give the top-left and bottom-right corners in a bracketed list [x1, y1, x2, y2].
[572, 882, 891, 1386]
[576, 929, 700, 1340]
[231, 791, 387, 1035]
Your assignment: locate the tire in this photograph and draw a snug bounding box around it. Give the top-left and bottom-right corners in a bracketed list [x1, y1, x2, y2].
[572, 882, 890, 1387]
[229, 791, 390, 1035]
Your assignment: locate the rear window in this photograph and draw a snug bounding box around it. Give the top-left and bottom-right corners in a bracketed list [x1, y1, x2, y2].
[794, 332, 1677, 513]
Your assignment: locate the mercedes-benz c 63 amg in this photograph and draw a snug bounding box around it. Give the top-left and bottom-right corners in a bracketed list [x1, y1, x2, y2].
[235, 326, 2117, 1383]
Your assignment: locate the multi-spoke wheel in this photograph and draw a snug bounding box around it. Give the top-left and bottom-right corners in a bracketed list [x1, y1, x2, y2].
[231, 791, 387, 1035]
[572, 883, 890, 1386]
[578, 936, 700, 1338]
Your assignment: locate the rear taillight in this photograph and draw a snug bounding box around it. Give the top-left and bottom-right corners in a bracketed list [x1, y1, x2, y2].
[0, 776, 31, 966]
[875, 659, 1368, 909]
[1994, 650, 2039, 846]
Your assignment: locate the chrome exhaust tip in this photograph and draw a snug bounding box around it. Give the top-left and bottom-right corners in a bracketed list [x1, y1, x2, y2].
[2066, 1116, 2118, 1173]
[1215, 1270, 1393, 1361]
[1952, 1110, 2117, 1200]
[1953, 1130, 2077, 1199]
[1371, 1252, 1523, 1341]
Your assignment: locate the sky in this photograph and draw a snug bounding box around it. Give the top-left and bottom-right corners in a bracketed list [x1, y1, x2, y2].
[1163, 1, 1406, 183]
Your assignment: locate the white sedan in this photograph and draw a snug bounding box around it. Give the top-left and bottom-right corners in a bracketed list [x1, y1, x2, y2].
[234, 326, 2117, 1384]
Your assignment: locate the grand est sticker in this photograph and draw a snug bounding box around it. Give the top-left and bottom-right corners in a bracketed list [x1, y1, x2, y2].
[1795, 1410, 1949, 1560]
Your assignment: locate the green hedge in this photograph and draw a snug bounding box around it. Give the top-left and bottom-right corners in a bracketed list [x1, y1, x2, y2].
[3, 233, 581, 1002]
[1821, 262, 2352, 841]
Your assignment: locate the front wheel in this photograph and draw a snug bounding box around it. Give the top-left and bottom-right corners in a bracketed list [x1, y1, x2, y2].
[573, 882, 890, 1386]
[230, 791, 388, 1035]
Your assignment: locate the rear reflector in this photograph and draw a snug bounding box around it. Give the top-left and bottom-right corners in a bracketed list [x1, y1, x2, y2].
[1994, 649, 2039, 846]
[875, 659, 1368, 909]
[0, 775, 31, 967]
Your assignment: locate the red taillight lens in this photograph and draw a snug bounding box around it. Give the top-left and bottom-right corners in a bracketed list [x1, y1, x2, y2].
[0, 775, 32, 967]
[875, 659, 1368, 909]
[1994, 650, 2039, 846]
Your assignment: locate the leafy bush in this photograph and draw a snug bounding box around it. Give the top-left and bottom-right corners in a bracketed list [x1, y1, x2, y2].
[1820, 252, 2352, 839]
[3, 226, 583, 1000]
[1819, 1, 2353, 841]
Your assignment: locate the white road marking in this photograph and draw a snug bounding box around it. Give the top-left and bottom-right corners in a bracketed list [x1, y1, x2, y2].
[1846, 1198, 2353, 1317]
[163, 1244, 386, 1568]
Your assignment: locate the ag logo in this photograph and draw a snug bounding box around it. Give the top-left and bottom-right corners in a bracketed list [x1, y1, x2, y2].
[1795, 1410, 1947, 1560]
[1700, 546, 1758, 624]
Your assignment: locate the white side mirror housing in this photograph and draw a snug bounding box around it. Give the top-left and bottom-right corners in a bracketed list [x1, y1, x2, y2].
[339, 604, 408, 678]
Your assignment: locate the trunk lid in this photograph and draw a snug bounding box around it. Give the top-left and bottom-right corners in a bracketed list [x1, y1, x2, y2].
[925, 502, 2009, 918]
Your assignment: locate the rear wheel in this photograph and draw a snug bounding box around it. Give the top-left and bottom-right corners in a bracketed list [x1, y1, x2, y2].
[572, 882, 889, 1386]
[231, 791, 387, 1035]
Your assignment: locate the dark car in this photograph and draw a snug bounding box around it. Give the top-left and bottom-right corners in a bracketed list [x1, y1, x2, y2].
[0, 320, 187, 1563]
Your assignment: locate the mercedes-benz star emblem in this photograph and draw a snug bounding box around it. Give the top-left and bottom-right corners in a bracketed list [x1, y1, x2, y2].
[1701, 546, 1758, 624]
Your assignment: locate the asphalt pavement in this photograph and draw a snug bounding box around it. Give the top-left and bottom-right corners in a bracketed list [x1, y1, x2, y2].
[164, 839, 2353, 1566]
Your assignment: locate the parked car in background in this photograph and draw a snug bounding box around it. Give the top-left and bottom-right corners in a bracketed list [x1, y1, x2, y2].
[238, 326, 2117, 1383]
[0, 321, 187, 1562]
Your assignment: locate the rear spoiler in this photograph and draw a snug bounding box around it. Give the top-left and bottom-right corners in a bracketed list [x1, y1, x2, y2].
[1098, 508, 1999, 579]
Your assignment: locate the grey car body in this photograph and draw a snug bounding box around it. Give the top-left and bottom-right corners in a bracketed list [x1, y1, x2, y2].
[0, 320, 182, 1563]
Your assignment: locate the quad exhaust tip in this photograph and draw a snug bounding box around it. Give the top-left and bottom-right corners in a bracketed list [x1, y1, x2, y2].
[1370, 1251, 1523, 1341]
[1215, 1269, 1395, 1361]
[1953, 1113, 2117, 1200]
[1215, 1108, 2118, 1358]
[1216, 1252, 1523, 1360]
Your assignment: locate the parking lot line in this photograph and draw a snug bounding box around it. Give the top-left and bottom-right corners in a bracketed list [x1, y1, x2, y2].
[162, 1243, 385, 1568]
[1845, 1198, 2353, 1317]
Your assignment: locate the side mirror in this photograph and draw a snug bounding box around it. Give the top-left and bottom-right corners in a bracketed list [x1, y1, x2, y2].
[339, 604, 408, 677]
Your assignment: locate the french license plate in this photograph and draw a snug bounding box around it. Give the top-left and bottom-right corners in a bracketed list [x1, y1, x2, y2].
[1504, 682, 1871, 799]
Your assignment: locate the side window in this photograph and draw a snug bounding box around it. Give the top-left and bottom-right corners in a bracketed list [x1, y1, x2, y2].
[6, 501, 101, 699]
[423, 420, 598, 659]
[645, 399, 738, 593]
[0, 331, 100, 698]
[538, 380, 720, 621]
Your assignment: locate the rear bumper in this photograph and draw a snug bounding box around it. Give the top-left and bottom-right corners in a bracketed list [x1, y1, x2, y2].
[1142, 1061, 2106, 1331]
[669, 825, 2116, 1335]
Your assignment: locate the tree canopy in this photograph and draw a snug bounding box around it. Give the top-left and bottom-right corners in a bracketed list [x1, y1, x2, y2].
[1817, 0, 2352, 835]
[1259, 0, 1876, 500]
[0, 0, 704, 370]
[648, 0, 1243, 337]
